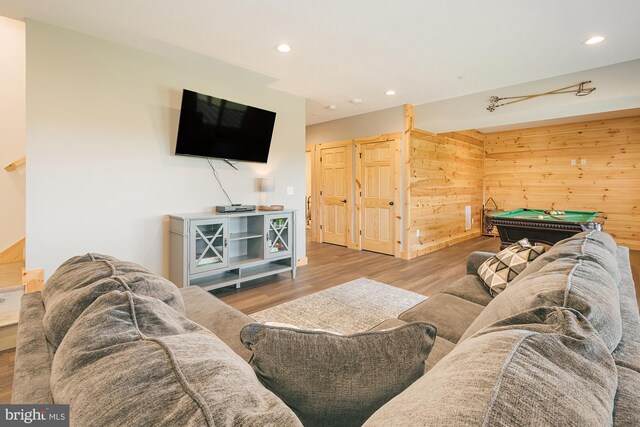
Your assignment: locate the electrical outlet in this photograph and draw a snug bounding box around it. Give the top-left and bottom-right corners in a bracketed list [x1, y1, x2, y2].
[571, 159, 577, 166]
[581, 159, 587, 166]
[416, 229, 420, 237]
[286, 186, 294, 195]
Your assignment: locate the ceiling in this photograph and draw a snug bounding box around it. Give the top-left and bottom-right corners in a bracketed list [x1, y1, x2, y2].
[1, 0, 640, 125]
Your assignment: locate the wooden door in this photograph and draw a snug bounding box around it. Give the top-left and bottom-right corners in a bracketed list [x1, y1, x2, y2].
[360, 141, 395, 255]
[320, 146, 349, 246]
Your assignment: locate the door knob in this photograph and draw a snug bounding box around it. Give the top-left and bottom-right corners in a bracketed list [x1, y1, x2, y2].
[341, 199, 347, 203]
[389, 201, 394, 206]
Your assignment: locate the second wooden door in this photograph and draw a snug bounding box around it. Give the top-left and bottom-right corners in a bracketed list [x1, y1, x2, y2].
[360, 141, 395, 255]
[320, 146, 349, 246]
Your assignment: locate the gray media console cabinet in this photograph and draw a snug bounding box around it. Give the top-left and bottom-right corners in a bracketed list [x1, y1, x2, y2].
[169, 210, 296, 291]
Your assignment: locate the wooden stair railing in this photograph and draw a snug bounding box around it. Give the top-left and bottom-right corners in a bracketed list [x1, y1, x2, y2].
[0, 237, 44, 350]
[0, 238, 25, 265]
[4, 156, 26, 171]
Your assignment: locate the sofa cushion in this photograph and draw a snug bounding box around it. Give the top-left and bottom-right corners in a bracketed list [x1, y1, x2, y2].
[424, 336, 456, 373]
[509, 230, 620, 287]
[42, 253, 184, 349]
[460, 257, 622, 352]
[240, 321, 436, 427]
[465, 251, 496, 275]
[364, 307, 618, 427]
[51, 291, 301, 427]
[181, 286, 253, 361]
[613, 366, 640, 426]
[368, 318, 408, 331]
[441, 275, 493, 306]
[399, 293, 484, 343]
[477, 238, 545, 296]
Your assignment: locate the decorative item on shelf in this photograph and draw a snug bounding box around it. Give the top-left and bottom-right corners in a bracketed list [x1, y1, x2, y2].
[487, 81, 596, 112]
[482, 197, 499, 236]
[258, 204, 285, 211]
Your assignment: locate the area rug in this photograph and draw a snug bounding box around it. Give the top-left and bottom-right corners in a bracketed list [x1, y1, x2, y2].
[250, 278, 428, 335]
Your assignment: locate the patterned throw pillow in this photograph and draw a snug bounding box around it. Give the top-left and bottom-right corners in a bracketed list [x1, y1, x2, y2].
[477, 238, 545, 296]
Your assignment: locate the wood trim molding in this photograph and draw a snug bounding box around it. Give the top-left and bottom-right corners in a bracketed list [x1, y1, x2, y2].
[402, 105, 414, 259]
[354, 143, 363, 250]
[313, 145, 322, 242]
[353, 132, 402, 144]
[345, 143, 357, 250]
[393, 138, 402, 258]
[4, 156, 25, 172]
[316, 139, 352, 149]
[296, 257, 308, 267]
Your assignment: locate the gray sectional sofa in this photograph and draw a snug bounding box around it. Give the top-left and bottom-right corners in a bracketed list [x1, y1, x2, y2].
[12, 231, 640, 426]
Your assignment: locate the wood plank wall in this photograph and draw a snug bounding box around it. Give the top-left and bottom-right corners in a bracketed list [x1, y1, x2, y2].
[483, 115, 640, 249]
[407, 129, 484, 257]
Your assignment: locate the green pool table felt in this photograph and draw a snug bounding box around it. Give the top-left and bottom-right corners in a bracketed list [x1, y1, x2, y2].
[491, 208, 600, 223]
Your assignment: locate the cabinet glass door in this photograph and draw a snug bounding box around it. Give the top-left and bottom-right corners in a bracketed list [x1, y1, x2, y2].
[190, 219, 228, 274]
[265, 213, 292, 258]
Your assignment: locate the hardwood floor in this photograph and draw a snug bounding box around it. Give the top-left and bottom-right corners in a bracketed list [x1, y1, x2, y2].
[0, 234, 638, 404]
[0, 348, 15, 403]
[214, 235, 504, 313]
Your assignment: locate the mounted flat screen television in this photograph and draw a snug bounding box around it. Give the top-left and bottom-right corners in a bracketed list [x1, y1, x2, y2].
[175, 89, 276, 163]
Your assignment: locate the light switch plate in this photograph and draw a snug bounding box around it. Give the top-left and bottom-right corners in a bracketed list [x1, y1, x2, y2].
[286, 186, 294, 195]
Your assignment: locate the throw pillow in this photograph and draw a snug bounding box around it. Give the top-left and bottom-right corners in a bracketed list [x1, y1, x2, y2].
[240, 321, 436, 427]
[477, 238, 545, 296]
[52, 291, 302, 426]
[42, 253, 185, 349]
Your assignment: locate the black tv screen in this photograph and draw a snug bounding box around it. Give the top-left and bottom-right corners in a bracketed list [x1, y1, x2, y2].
[175, 89, 276, 163]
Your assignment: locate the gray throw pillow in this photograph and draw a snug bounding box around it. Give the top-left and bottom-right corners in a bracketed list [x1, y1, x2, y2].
[477, 238, 545, 296]
[42, 253, 185, 349]
[52, 291, 302, 427]
[240, 321, 436, 427]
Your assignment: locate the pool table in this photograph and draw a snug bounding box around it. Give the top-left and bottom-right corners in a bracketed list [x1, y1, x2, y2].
[487, 208, 605, 249]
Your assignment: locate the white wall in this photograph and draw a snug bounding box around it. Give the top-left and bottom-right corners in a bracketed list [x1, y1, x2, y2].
[305, 106, 403, 145]
[25, 21, 306, 278]
[0, 16, 25, 251]
[414, 59, 640, 133]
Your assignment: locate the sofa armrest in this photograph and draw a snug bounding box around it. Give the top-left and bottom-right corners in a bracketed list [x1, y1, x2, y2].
[466, 252, 496, 276]
[12, 292, 54, 404]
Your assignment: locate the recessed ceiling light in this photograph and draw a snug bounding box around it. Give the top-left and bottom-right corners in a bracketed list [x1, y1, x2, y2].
[583, 36, 606, 45]
[351, 98, 363, 105]
[385, 90, 397, 96]
[276, 44, 292, 53]
[327, 105, 336, 111]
